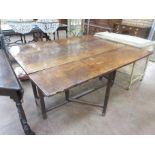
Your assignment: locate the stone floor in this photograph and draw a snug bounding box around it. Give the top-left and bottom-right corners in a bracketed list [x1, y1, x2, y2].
[0, 60, 155, 135]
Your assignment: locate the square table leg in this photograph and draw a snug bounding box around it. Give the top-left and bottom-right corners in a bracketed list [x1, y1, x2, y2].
[31, 82, 39, 106]
[65, 71, 116, 116]
[111, 70, 116, 86]
[102, 71, 114, 116]
[31, 71, 116, 119]
[37, 88, 47, 119]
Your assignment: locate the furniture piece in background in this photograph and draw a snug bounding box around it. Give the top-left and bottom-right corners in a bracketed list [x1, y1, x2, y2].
[55, 23, 68, 39]
[1, 24, 25, 44]
[116, 58, 149, 89]
[113, 23, 151, 39]
[0, 35, 34, 135]
[148, 20, 155, 40]
[2, 20, 59, 45]
[68, 19, 84, 36]
[9, 36, 152, 119]
[84, 19, 122, 35]
[95, 32, 155, 89]
[33, 19, 68, 40]
[86, 19, 153, 89]
[36, 19, 59, 40]
[112, 20, 153, 89]
[84, 19, 152, 38]
[148, 19, 155, 62]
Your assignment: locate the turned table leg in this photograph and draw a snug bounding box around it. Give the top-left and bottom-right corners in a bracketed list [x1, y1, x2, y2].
[12, 90, 35, 135]
[16, 102, 35, 135]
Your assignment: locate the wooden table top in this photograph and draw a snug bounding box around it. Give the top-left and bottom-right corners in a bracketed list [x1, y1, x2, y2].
[0, 50, 21, 91]
[9, 35, 124, 74]
[9, 35, 152, 96]
[30, 41, 151, 96]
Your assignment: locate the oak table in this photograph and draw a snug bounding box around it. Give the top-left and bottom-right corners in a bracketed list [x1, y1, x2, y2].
[9, 35, 152, 119]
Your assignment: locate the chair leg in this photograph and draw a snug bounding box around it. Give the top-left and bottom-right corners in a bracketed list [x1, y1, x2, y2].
[53, 32, 56, 40]
[23, 34, 26, 43]
[57, 30, 59, 40]
[20, 34, 23, 43]
[111, 70, 116, 86]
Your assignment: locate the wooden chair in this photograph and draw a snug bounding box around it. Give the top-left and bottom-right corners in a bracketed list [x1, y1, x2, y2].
[0, 35, 35, 134]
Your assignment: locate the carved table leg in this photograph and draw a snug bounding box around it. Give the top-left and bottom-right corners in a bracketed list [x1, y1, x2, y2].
[12, 90, 35, 135]
[16, 102, 35, 135]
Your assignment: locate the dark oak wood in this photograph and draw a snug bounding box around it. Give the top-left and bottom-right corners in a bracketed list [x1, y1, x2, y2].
[0, 52, 21, 91]
[0, 48, 34, 134]
[38, 88, 47, 119]
[102, 72, 114, 116]
[9, 35, 152, 118]
[29, 44, 152, 96]
[9, 36, 124, 74]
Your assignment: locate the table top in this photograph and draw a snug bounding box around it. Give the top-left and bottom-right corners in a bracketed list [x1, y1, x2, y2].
[29, 45, 151, 96]
[9, 35, 152, 96]
[0, 50, 21, 91]
[9, 36, 124, 74]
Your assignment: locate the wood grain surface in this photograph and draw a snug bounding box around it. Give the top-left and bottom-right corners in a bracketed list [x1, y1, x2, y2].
[9, 35, 152, 96]
[9, 36, 124, 74]
[29, 45, 152, 96]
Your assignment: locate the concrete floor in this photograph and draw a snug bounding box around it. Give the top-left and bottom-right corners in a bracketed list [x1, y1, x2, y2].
[1, 32, 155, 135]
[0, 61, 155, 135]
